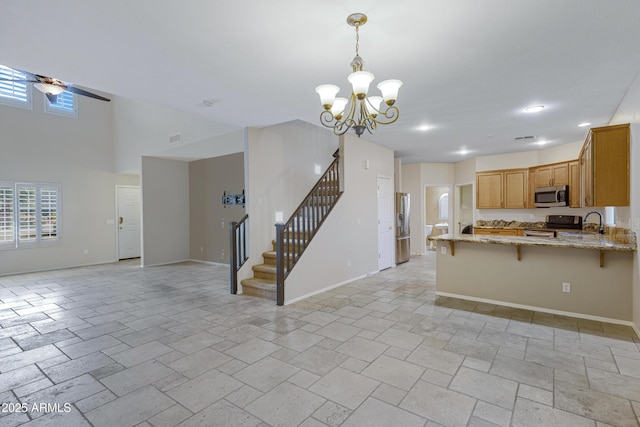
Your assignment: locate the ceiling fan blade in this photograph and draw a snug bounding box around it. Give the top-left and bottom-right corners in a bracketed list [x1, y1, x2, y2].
[65, 85, 110, 102]
[46, 93, 58, 103]
[0, 77, 39, 83]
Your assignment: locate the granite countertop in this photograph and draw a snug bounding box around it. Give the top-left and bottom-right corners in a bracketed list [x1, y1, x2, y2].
[429, 232, 637, 252]
[474, 220, 546, 229]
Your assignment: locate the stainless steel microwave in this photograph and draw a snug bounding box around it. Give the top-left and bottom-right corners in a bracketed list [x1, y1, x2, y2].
[534, 185, 568, 207]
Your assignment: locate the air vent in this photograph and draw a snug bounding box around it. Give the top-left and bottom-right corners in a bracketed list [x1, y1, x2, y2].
[169, 133, 182, 144]
[514, 135, 535, 141]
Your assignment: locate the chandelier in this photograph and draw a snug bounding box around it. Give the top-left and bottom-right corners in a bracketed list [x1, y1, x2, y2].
[315, 13, 403, 137]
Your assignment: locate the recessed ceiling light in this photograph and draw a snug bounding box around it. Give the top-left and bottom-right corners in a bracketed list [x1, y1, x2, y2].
[578, 122, 591, 127]
[458, 149, 470, 155]
[535, 140, 549, 146]
[524, 105, 545, 113]
[417, 124, 432, 132]
[200, 99, 218, 107]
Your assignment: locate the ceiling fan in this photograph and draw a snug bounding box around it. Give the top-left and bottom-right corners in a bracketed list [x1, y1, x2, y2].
[0, 69, 110, 103]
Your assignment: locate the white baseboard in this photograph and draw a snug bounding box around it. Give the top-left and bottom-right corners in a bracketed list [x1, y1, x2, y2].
[436, 291, 636, 328]
[187, 259, 230, 268]
[284, 272, 375, 305]
[0, 259, 120, 277]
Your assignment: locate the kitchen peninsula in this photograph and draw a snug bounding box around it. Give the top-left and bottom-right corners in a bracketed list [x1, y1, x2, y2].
[429, 230, 636, 324]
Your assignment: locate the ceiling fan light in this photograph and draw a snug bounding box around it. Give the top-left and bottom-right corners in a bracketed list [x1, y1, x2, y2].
[348, 71, 374, 99]
[365, 96, 383, 117]
[315, 84, 340, 110]
[330, 97, 349, 119]
[377, 79, 403, 105]
[34, 82, 64, 95]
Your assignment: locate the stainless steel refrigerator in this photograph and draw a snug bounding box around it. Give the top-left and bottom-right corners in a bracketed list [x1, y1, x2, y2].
[395, 192, 410, 264]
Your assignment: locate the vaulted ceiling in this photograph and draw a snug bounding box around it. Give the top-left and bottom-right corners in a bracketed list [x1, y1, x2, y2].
[2, 0, 640, 162]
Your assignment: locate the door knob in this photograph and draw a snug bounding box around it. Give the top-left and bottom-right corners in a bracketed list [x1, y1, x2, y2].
[119, 216, 123, 224]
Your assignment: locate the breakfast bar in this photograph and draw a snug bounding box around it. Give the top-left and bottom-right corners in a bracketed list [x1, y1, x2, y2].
[429, 231, 636, 323]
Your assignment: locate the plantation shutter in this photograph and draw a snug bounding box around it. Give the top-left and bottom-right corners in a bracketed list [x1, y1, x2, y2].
[18, 185, 37, 241]
[0, 184, 15, 245]
[0, 65, 31, 107]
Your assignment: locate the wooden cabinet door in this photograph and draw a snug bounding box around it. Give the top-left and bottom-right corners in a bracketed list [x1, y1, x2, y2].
[581, 134, 594, 207]
[504, 170, 527, 208]
[534, 166, 552, 188]
[592, 124, 630, 206]
[528, 169, 536, 208]
[569, 161, 580, 208]
[476, 172, 503, 208]
[551, 163, 569, 186]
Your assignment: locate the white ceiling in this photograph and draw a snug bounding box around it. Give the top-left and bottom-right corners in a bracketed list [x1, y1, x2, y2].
[2, 0, 640, 163]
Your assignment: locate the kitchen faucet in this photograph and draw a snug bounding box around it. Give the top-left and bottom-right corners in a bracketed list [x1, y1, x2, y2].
[584, 211, 604, 234]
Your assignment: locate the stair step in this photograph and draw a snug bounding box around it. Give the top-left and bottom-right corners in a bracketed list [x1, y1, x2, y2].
[252, 263, 276, 280]
[241, 278, 276, 300]
[263, 251, 277, 265]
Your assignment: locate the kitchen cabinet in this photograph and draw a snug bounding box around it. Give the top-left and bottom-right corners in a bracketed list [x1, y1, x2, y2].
[474, 228, 523, 236]
[569, 160, 580, 208]
[579, 123, 629, 207]
[532, 162, 569, 187]
[476, 169, 528, 209]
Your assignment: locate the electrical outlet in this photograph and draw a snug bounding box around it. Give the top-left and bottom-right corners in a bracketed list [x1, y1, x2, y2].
[221, 218, 225, 229]
[347, 259, 351, 267]
[562, 282, 570, 293]
[221, 250, 225, 260]
[83, 249, 89, 255]
[441, 246, 447, 255]
[200, 247, 204, 253]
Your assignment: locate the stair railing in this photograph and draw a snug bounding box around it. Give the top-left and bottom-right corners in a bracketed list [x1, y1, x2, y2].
[230, 214, 249, 294]
[275, 151, 342, 305]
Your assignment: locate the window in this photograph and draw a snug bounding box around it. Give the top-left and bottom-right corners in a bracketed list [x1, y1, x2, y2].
[0, 182, 61, 249]
[438, 193, 449, 220]
[44, 90, 77, 118]
[0, 65, 32, 109]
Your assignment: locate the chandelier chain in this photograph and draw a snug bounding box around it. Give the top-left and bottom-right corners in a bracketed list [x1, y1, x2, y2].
[355, 23, 360, 57]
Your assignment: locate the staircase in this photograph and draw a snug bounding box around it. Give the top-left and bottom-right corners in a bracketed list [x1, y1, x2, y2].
[240, 151, 342, 303]
[239, 241, 280, 300]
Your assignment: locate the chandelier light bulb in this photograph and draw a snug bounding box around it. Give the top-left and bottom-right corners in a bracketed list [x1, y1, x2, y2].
[331, 97, 348, 119]
[377, 79, 403, 106]
[315, 84, 340, 110]
[348, 71, 374, 99]
[365, 96, 383, 117]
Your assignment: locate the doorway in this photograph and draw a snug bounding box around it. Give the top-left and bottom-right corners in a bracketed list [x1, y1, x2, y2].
[455, 183, 474, 234]
[377, 176, 394, 270]
[116, 186, 141, 260]
[424, 185, 450, 252]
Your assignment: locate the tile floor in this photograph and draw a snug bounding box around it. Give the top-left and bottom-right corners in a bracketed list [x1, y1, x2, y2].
[0, 254, 639, 426]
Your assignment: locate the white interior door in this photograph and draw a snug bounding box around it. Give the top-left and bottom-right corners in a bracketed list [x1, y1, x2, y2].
[378, 176, 394, 270]
[117, 186, 141, 259]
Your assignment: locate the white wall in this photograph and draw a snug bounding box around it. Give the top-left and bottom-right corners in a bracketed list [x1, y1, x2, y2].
[112, 96, 239, 173]
[242, 120, 339, 284]
[0, 92, 118, 275]
[141, 156, 190, 266]
[610, 68, 640, 333]
[284, 133, 395, 303]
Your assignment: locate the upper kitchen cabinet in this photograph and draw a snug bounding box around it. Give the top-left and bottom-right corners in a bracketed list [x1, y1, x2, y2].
[476, 168, 528, 209]
[568, 160, 580, 208]
[532, 161, 569, 187]
[579, 124, 630, 207]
